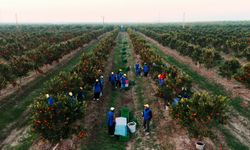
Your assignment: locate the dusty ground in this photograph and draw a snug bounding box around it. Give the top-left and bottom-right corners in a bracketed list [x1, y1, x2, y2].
[139, 32, 250, 102]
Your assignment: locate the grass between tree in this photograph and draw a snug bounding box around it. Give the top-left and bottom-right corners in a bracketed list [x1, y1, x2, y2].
[81, 33, 126, 150]
[0, 42, 99, 149]
[147, 41, 249, 149]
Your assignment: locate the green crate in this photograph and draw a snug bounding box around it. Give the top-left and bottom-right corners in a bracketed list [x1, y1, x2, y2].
[121, 107, 129, 120]
[119, 135, 129, 142]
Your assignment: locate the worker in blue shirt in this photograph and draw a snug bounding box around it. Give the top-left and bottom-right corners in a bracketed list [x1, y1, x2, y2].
[46, 94, 54, 107]
[142, 104, 152, 134]
[121, 74, 127, 90]
[107, 107, 116, 136]
[77, 87, 85, 102]
[93, 79, 101, 101]
[109, 72, 116, 89]
[135, 62, 141, 77]
[143, 63, 150, 77]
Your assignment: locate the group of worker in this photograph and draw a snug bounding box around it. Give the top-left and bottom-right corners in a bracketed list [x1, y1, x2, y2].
[107, 104, 152, 137]
[135, 62, 150, 77]
[45, 86, 85, 107]
[108, 69, 128, 90]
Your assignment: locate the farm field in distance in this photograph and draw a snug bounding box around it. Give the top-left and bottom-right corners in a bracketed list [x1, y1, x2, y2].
[0, 22, 249, 150]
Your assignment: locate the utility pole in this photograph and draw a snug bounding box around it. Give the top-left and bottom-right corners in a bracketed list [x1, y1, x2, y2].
[15, 13, 19, 29]
[182, 12, 186, 29]
[158, 12, 161, 23]
[102, 16, 105, 25]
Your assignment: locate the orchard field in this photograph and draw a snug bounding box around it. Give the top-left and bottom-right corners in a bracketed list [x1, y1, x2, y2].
[0, 23, 249, 150]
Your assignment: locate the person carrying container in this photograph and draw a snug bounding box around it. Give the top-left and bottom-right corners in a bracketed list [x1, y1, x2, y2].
[135, 62, 141, 77]
[107, 107, 116, 136]
[93, 79, 101, 101]
[143, 63, 150, 77]
[142, 104, 152, 134]
[121, 74, 127, 90]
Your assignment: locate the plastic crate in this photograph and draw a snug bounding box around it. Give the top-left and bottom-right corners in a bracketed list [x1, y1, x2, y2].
[119, 135, 129, 142]
[121, 107, 129, 121]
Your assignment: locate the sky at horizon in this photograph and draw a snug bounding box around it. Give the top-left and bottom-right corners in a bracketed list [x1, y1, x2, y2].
[0, 0, 250, 23]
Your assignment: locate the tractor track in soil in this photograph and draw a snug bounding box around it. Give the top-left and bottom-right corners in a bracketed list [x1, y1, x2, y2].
[138, 32, 250, 102]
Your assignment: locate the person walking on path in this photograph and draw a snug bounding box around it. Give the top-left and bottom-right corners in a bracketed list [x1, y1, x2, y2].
[143, 63, 150, 77]
[142, 104, 152, 135]
[116, 69, 123, 88]
[109, 72, 117, 89]
[93, 79, 101, 101]
[121, 74, 127, 90]
[99, 75, 104, 97]
[107, 107, 116, 136]
[135, 62, 141, 77]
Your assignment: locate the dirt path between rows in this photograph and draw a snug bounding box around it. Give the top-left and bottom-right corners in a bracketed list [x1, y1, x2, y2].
[139, 32, 250, 102]
[28, 34, 118, 150]
[126, 32, 199, 150]
[0, 33, 106, 101]
[0, 33, 109, 149]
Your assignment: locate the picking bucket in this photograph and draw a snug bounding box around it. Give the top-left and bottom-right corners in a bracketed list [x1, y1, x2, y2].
[127, 122, 136, 133]
[196, 141, 205, 150]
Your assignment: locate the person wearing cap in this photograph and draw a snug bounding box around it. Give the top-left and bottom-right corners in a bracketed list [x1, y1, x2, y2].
[121, 74, 127, 90]
[158, 74, 165, 86]
[116, 69, 123, 88]
[77, 87, 85, 102]
[68, 91, 76, 105]
[93, 79, 101, 101]
[107, 107, 116, 136]
[135, 62, 141, 77]
[109, 72, 117, 89]
[99, 75, 104, 97]
[143, 63, 150, 77]
[46, 94, 54, 107]
[142, 104, 152, 134]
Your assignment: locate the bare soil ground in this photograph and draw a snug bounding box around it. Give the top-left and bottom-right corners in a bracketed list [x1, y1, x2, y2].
[0, 35, 104, 149]
[126, 33, 197, 150]
[139, 32, 250, 102]
[140, 32, 250, 149]
[29, 34, 118, 150]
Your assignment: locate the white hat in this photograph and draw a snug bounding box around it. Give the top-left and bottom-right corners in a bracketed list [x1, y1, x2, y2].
[124, 74, 127, 77]
[100, 76, 104, 78]
[144, 104, 149, 108]
[110, 107, 115, 111]
[80, 87, 83, 90]
[111, 72, 114, 74]
[96, 79, 99, 82]
[69, 92, 73, 96]
[46, 94, 49, 98]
